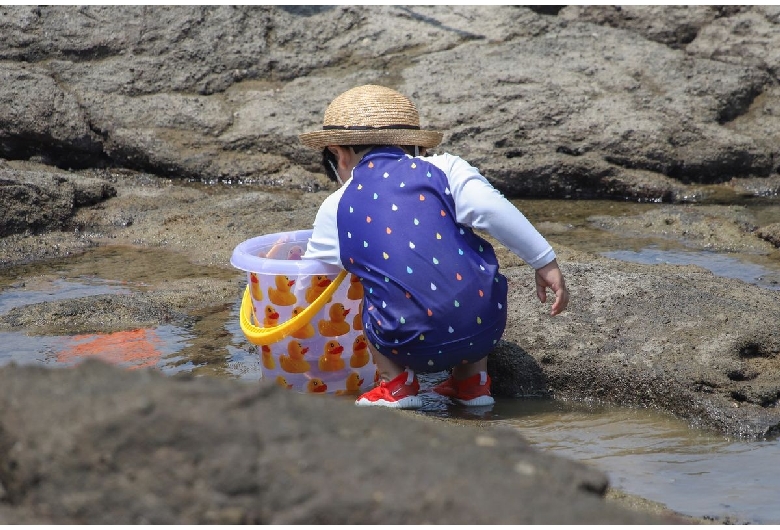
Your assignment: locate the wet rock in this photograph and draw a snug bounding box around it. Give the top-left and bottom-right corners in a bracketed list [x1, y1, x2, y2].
[588, 204, 775, 253]
[492, 258, 780, 439]
[757, 223, 780, 248]
[0, 166, 115, 237]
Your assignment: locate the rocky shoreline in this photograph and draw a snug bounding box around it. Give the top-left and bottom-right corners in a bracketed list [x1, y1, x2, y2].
[2, 5, 779, 524]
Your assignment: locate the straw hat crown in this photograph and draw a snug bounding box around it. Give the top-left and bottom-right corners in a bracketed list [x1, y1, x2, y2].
[299, 85, 442, 149]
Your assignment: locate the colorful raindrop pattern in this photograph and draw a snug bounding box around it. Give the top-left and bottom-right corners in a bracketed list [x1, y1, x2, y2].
[336, 147, 507, 372]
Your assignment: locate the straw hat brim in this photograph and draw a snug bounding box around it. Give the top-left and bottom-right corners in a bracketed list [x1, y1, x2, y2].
[299, 128, 443, 149]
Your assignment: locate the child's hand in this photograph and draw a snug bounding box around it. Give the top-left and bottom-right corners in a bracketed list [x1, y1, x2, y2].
[535, 260, 569, 316]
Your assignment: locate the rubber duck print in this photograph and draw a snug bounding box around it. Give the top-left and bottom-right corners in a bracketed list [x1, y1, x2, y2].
[279, 340, 311, 373]
[268, 275, 297, 306]
[305, 274, 333, 304]
[318, 303, 351, 337]
[249, 272, 263, 301]
[261, 344, 276, 370]
[290, 306, 315, 340]
[335, 372, 364, 396]
[347, 273, 364, 300]
[306, 378, 328, 393]
[318, 339, 346, 372]
[350, 334, 370, 368]
[353, 301, 363, 330]
[264, 305, 280, 327]
[275, 375, 293, 390]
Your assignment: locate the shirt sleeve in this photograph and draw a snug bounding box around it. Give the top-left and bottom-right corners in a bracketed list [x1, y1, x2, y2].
[426, 153, 556, 270]
[303, 185, 346, 267]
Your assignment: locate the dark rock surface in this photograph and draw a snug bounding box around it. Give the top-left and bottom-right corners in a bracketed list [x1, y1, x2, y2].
[0, 360, 671, 524]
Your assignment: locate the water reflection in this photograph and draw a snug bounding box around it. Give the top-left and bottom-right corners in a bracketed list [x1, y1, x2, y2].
[0, 277, 131, 313]
[0, 324, 192, 372]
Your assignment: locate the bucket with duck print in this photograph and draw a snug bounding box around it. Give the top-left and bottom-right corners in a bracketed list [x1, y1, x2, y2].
[230, 230, 376, 396]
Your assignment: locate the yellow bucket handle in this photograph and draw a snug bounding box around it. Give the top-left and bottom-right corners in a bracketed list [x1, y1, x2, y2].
[239, 270, 348, 346]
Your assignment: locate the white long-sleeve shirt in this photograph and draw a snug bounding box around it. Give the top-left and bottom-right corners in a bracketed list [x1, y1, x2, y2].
[305, 152, 556, 270]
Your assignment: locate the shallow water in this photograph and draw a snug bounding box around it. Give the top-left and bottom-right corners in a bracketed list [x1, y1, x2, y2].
[2, 198, 780, 523]
[491, 399, 780, 524]
[604, 246, 780, 290]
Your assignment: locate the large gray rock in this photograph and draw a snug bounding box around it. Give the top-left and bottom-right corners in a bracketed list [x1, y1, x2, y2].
[0, 360, 669, 524]
[0, 6, 778, 199]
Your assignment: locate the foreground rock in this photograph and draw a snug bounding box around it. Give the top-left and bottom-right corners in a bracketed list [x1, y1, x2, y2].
[0, 360, 671, 524]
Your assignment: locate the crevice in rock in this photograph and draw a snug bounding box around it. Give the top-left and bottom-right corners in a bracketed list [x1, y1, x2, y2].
[527, 6, 566, 16]
[727, 369, 758, 382]
[760, 392, 779, 409]
[0, 137, 114, 172]
[716, 82, 768, 125]
[277, 6, 335, 17]
[738, 342, 767, 359]
[396, 6, 487, 40]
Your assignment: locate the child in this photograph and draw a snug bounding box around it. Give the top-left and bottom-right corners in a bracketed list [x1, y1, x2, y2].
[299, 85, 569, 409]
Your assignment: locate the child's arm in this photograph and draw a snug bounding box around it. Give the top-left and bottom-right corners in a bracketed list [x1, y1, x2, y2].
[428, 153, 569, 314]
[434, 154, 555, 269]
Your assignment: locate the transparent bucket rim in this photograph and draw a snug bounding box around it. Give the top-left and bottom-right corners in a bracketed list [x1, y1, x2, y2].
[230, 229, 342, 275]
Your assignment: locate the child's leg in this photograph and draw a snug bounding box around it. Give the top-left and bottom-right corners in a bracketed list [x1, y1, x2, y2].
[369, 342, 405, 383]
[451, 355, 487, 381]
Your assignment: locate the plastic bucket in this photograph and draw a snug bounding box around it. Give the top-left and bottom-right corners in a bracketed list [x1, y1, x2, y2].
[230, 229, 376, 395]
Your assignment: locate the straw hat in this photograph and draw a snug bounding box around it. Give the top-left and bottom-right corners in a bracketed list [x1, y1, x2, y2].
[299, 85, 443, 149]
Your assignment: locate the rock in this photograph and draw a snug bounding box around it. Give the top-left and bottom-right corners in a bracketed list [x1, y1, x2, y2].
[757, 223, 780, 247]
[491, 258, 780, 439]
[0, 360, 669, 524]
[0, 6, 778, 198]
[0, 166, 115, 237]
